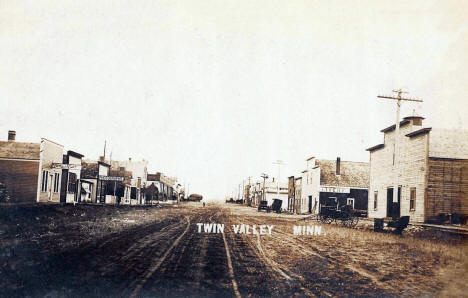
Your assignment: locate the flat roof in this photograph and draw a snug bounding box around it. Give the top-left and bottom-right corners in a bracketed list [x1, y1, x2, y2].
[67, 150, 84, 158]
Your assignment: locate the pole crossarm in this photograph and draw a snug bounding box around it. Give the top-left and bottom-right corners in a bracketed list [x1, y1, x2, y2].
[377, 95, 423, 102]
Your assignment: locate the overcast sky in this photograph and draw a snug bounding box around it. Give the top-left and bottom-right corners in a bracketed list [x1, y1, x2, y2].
[1, 1, 467, 200]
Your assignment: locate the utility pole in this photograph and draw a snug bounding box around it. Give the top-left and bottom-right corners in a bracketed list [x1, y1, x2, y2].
[378, 89, 423, 219]
[247, 176, 252, 206]
[242, 179, 245, 203]
[272, 160, 286, 201]
[261, 173, 268, 202]
[103, 140, 107, 160]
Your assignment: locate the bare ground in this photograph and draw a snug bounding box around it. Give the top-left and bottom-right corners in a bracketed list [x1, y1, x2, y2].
[0, 202, 466, 297]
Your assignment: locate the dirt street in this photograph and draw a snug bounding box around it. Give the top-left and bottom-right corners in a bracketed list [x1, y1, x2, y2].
[0, 202, 467, 297]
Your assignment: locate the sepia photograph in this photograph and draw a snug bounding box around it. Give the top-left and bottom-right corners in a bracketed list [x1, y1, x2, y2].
[1, 1, 467, 297]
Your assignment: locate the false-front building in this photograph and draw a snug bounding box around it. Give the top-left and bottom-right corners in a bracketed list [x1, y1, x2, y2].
[367, 116, 468, 223]
[299, 157, 369, 215]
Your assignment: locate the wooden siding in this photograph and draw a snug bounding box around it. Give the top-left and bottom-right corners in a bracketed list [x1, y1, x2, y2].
[368, 122, 428, 222]
[0, 141, 40, 160]
[426, 158, 468, 219]
[0, 159, 39, 202]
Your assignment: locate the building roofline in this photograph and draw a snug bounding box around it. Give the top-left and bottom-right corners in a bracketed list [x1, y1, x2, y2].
[405, 127, 432, 138]
[429, 156, 468, 161]
[98, 161, 111, 167]
[0, 156, 40, 161]
[41, 138, 64, 147]
[315, 158, 368, 164]
[403, 116, 425, 121]
[366, 144, 385, 152]
[380, 119, 411, 133]
[67, 150, 84, 158]
[306, 156, 315, 161]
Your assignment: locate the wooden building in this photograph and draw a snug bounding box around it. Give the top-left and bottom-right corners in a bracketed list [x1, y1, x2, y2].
[0, 131, 64, 203]
[367, 116, 468, 223]
[60, 150, 84, 203]
[80, 158, 111, 204]
[300, 157, 369, 215]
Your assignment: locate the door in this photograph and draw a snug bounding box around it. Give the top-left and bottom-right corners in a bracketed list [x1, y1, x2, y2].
[308, 196, 312, 213]
[60, 170, 68, 203]
[386, 187, 401, 218]
[48, 174, 53, 201]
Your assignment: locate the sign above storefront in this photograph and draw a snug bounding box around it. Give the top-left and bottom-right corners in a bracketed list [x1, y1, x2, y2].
[99, 175, 124, 182]
[51, 163, 81, 169]
[320, 186, 350, 193]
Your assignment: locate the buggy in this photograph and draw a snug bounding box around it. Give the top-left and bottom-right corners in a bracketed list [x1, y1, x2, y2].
[319, 204, 359, 227]
[271, 199, 282, 213]
[258, 200, 270, 212]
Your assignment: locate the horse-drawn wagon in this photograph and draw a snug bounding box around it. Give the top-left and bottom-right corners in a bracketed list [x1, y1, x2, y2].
[318, 204, 359, 227]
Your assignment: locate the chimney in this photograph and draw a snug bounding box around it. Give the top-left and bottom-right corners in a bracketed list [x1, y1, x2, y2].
[7, 130, 16, 142]
[99, 156, 104, 162]
[129, 157, 132, 161]
[336, 157, 341, 175]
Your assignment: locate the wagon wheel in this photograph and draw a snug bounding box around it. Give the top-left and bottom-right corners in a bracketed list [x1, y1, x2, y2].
[347, 215, 359, 228]
[339, 215, 351, 226]
[320, 214, 333, 224]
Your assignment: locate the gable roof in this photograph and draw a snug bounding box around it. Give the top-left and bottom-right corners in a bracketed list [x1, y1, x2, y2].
[0, 141, 40, 160]
[316, 159, 369, 188]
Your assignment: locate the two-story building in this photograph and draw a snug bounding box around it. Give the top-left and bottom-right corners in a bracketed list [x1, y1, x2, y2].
[263, 178, 289, 208]
[367, 116, 468, 223]
[110, 158, 148, 204]
[287, 176, 302, 213]
[59, 150, 84, 203]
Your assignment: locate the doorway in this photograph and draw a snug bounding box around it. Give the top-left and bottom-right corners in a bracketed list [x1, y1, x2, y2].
[386, 187, 401, 218]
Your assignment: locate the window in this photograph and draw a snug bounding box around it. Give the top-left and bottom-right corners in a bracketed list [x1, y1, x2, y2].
[53, 173, 60, 193]
[410, 187, 416, 211]
[68, 173, 77, 193]
[41, 170, 49, 192]
[347, 198, 355, 209]
[374, 191, 378, 210]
